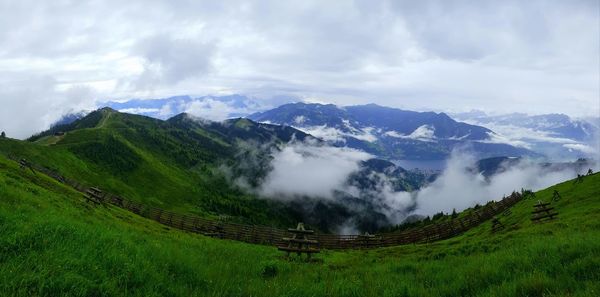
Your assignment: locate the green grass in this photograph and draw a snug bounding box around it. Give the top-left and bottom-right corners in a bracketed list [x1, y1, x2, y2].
[0, 109, 299, 228]
[1, 154, 598, 296]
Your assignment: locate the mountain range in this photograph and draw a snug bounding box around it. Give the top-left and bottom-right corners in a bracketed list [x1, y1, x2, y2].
[453, 111, 599, 159]
[16, 108, 437, 233]
[248, 103, 535, 160]
[49, 95, 598, 163]
[7, 103, 596, 233]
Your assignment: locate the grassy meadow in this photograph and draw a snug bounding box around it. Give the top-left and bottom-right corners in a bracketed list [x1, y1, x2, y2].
[1, 153, 599, 296]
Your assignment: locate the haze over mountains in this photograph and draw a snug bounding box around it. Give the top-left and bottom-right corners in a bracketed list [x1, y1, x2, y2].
[248, 102, 536, 161]
[37, 94, 599, 227]
[20, 104, 597, 233]
[97, 94, 599, 162]
[104, 95, 294, 121]
[452, 111, 599, 160]
[22, 107, 430, 232]
[21, 94, 595, 233]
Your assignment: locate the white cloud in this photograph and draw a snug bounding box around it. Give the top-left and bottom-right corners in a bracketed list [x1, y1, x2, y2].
[158, 102, 174, 118]
[353, 126, 378, 142]
[0, 76, 97, 139]
[254, 140, 417, 227]
[383, 130, 403, 138]
[131, 34, 216, 89]
[294, 125, 378, 143]
[234, 140, 596, 229]
[472, 122, 580, 145]
[259, 142, 372, 199]
[183, 99, 238, 122]
[0, 0, 598, 137]
[483, 131, 532, 148]
[384, 125, 436, 142]
[563, 143, 597, 155]
[291, 126, 344, 142]
[118, 107, 159, 114]
[293, 115, 306, 125]
[413, 151, 597, 216]
[155, 96, 270, 122]
[345, 171, 415, 224]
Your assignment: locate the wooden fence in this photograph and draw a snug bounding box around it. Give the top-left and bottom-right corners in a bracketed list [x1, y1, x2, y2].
[9, 155, 524, 250]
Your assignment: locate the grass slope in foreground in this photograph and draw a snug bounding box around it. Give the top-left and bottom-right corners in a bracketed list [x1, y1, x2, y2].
[0, 154, 599, 297]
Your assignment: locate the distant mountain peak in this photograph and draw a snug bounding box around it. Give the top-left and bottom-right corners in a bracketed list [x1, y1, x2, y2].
[248, 102, 534, 160]
[98, 106, 117, 113]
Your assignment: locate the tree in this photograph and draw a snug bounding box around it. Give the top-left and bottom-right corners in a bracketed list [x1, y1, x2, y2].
[451, 208, 458, 219]
[0, 131, 5, 138]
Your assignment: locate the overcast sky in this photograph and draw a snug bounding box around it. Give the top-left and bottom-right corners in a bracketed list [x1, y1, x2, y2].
[0, 0, 599, 138]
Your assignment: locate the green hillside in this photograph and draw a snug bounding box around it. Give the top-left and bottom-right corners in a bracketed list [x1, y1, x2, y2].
[0, 152, 598, 296]
[1, 108, 303, 227]
[1, 108, 434, 233]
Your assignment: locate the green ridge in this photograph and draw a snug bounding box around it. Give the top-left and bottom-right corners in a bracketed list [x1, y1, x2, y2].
[1, 110, 301, 227]
[3, 109, 441, 233]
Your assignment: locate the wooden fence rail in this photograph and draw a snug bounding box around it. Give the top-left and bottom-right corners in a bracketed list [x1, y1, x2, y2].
[8, 155, 524, 250]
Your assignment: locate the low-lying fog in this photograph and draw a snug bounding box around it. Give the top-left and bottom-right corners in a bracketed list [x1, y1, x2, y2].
[228, 139, 598, 234]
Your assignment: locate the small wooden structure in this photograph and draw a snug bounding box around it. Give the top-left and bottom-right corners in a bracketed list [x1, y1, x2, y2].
[531, 201, 558, 222]
[551, 190, 562, 202]
[18, 159, 36, 175]
[10, 155, 534, 250]
[491, 217, 504, 233]
[205, 224, 225, 238]
[18, 158, 28, 168]
[85, 187, 104, 205]
[278, 223, 320, 259]
[356, 232, 382, 249]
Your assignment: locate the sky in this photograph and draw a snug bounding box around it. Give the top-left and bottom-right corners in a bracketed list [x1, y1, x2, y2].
[0, 0, 599, 138]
